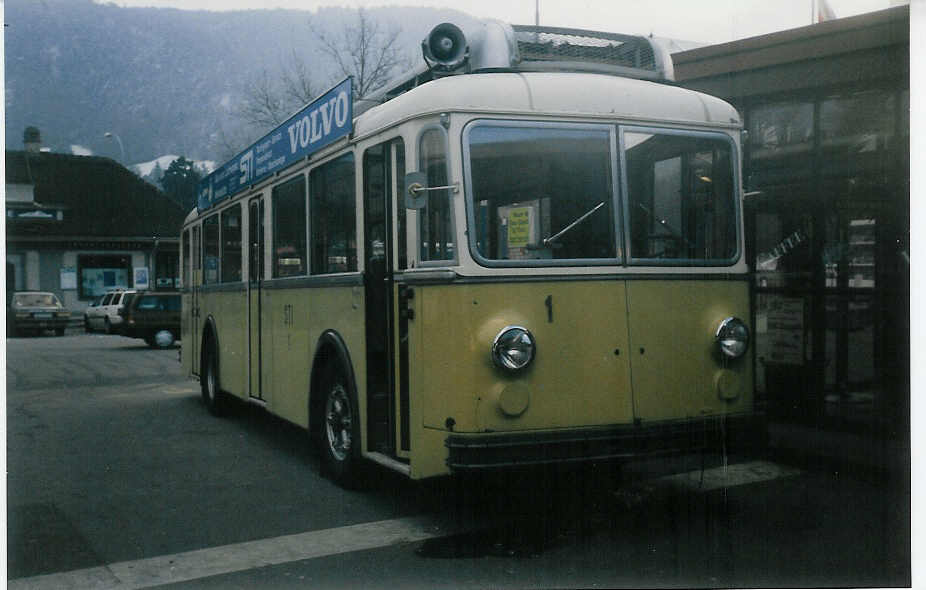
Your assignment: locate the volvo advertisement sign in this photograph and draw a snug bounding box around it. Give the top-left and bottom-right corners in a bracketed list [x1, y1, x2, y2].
[197, 77, 353, 211]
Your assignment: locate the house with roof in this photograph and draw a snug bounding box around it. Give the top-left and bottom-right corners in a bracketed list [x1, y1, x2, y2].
[6, 128, 186, 314]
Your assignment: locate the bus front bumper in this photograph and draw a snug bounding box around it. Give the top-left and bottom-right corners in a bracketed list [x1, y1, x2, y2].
[445, 413, 766, 471]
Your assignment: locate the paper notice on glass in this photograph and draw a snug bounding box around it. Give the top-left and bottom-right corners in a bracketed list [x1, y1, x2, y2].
[765, 296, 804, 365]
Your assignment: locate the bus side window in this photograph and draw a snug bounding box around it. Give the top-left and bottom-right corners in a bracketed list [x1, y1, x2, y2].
[272, 175, 307, 278]
[395, 140, 407, 270]
[221, 204, 243, 282]
[182, 229, 190, 289]
[310, 154, 357, 274]
[202, 214, 220, 284]
[419, 128, 454, 263]
[192, 225, 201, 285]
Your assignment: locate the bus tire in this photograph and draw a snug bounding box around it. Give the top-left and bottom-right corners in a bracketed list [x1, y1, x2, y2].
[201, 342, 227, 416]
[318, 365, 363, 487]
[152, 329, 175, 349]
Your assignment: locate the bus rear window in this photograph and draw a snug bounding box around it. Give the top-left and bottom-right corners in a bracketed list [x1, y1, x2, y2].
[466, 122, 617, 264]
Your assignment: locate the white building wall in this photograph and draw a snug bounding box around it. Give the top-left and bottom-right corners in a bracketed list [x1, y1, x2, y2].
[25, 251, 40, 290]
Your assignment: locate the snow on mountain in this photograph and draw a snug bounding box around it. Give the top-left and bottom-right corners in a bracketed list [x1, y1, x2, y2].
[133, 155, 181, 177]
[132, 155, 215, 176]
[70, 144, 93, 156]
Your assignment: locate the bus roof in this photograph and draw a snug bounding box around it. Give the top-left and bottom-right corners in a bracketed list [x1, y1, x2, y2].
[354, 71, 741, 137]
[185, 71, 742, 222]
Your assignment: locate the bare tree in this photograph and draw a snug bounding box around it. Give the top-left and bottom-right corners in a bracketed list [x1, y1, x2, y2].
[311, 8, 410, 99]
[226, 8, 408, 156]
[279, 49, 316, 108]
[236, 69, 290, 129]
[209, 122, 255, 164]
[236, 51, 317, 130]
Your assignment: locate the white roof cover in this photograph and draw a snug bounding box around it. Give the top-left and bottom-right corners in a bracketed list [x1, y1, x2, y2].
[354, 72, 740, 136]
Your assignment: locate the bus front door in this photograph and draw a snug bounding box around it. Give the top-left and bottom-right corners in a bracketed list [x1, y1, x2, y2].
[362, 139, 404, 455]
[248, 197, 265, 401]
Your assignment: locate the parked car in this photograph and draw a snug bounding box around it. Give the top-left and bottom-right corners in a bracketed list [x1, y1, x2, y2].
[87, 289, 137, 334]
[120, 291, 181, 348]
[85, 290, 118, 332]
[83, 294, 104, 332]
[8, 291, 70, 336]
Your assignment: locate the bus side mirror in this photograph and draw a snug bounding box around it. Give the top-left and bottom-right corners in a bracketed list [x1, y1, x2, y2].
[404, 171, 428, 210]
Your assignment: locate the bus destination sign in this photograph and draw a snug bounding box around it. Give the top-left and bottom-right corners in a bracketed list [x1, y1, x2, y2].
[197, 77, 353, 211]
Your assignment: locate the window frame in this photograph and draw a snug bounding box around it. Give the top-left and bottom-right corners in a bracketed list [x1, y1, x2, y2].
[462, 118, 622, 268]
[417, 124, 458, 267]
[620, 125, 742, 267]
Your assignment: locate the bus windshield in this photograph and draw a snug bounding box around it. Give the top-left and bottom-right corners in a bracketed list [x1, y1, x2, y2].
[467, 122, 617, 264]
[624, 130, 737, 263]
[465, 121, 739, 266]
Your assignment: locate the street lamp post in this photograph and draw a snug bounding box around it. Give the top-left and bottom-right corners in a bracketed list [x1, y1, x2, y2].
[104, 132, 125, 164]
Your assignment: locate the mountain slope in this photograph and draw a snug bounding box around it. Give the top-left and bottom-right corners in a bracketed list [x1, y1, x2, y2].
[5, 0, 476, 163]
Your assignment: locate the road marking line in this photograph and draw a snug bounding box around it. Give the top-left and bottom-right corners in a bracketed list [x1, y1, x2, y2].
[8, 516, 457, 590]
[656, 460, 801, 492]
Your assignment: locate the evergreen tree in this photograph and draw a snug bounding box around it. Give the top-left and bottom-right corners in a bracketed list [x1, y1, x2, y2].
[160, 156, 201, 212]
[149, 161, 164, 186]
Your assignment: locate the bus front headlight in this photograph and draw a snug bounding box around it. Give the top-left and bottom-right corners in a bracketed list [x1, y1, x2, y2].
[715, 317, 749, 359]
[492, 326, 536, 372]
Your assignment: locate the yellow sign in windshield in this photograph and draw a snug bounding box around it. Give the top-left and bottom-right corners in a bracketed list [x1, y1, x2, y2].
[507, 207, 531, 248]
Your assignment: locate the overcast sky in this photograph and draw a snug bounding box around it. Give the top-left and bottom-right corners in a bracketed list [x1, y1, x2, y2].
[96, 0, 901, 45]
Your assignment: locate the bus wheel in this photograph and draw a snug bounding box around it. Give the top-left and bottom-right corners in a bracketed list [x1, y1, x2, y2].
[152, 329, 175, 348]
[201, 344, 226, 416]
[320, 368, 362, 486]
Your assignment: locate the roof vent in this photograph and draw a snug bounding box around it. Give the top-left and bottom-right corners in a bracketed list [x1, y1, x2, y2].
[511, 25, 672, 80]
[355, 20, 674, 117]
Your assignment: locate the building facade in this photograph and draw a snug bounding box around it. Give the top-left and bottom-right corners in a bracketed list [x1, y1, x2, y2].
[674, 6, 910, 438]
[6, 146, 186, 313]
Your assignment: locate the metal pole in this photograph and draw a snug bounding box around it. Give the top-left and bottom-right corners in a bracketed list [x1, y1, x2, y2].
[104, 132, 125, 164]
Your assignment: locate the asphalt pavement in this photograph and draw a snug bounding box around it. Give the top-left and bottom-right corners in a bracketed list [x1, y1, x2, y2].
[5, 332, 912, 588]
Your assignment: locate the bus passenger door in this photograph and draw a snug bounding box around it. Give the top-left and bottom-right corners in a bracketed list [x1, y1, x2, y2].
[362, 139, 404, 455]
[248, 197, 265, 400]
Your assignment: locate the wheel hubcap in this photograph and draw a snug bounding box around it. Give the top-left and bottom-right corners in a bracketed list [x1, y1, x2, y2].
[155, 330, 173, 347]
[325, 384, 352, 462]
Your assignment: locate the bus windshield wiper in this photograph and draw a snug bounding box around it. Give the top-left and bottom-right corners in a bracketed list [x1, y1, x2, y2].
[542, 202, 606, 247]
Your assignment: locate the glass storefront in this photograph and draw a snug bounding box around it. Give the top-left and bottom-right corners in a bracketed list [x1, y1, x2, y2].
[747, 87, 908, 435]
[78, 254, 131, 299]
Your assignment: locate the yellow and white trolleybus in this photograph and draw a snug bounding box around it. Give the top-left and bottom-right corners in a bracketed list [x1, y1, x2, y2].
[182, 21, 762, 484]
